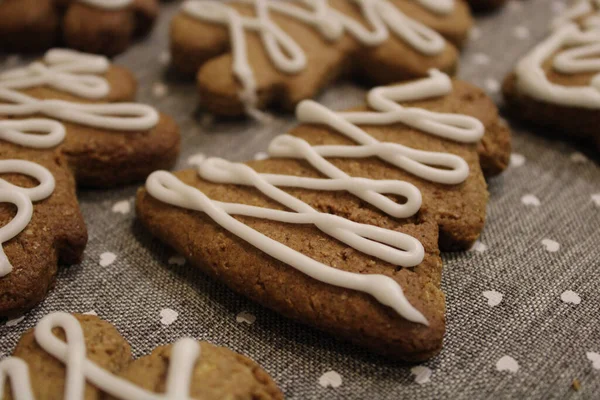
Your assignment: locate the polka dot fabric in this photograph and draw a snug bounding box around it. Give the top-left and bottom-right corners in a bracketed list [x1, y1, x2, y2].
[1, 0, 599, 398]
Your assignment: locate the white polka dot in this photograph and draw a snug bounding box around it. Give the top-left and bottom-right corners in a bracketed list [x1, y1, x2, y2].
[484, 78, 500, 94]
[587, 352, 600, 369]
[561, 290, 581, 305]
[514, 26, 531, 40]
[470, 240, 488, 253]
[236, 311, 256, 325]
[159, 51, 171, 65]
[483, 290, 503, 307]
[472, 53, 490, 66]
[592, 193, 600, 207]
[5, 316, 25, 327]
[152, 82, 169, 98]
[570, 152, 588, 163]
[541, 239, 560, 253]
[187, 153, 206, 167]
[469, 27, 481, 42]
[111, 200, 130, 215]
[83, 310, 97, 316]
[168, 255, 186, 266]
[521, 194, 541, 207]
[253, 152, 269, 161]
[496, 356, 519, 373]
[411, 366, 432, 385]
[160, 308, 178, 326]
[99, 252, 116, 267]
[318, 371, 342, 388]
[509, 153, 526, 168]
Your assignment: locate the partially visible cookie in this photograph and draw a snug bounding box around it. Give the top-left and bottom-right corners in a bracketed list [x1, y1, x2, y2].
[1, 312, 282, 399]
[3, 313, 131, 400]
[0, 148, 87, 318]
[503, 5, 600, 151]
[0, 0, 158, 55]
[0, 49, 181, 187]
[0, 50, 180, 317]
[107, 342, 283, 400]
[171, 0, 472, 116]
[136, 71, 511, 361]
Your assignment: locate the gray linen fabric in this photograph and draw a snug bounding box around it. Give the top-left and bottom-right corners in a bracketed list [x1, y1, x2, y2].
[1, 0, 599, 398]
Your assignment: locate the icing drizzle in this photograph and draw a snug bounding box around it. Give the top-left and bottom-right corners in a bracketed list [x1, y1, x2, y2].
[0, 49, 158, 277]
[0, 160, 56, 277]
[78, 0, 134, 11]
[515, 20, 600, 109]
[0, 49, 110, 100]
[181, 0, 448, 109]
[146, 70, 483, 325]
[0, 312, 201, 400]
[0, 88, 159, 131]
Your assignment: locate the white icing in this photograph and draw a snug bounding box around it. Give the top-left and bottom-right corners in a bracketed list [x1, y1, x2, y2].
[0, 88, 159, 131]
[515, 23, 600, 109]
[181, 0, 446, 110]
[78, 0, 133, 11]
[0, 312, 201, 400]
[0, 49, 110, 100]
[551, 0, 600, 31]
[0, 160, 56, 277]
[146, 70, 483, 325]
[417, 0, 454, 15]
[0, 119, 65, 149]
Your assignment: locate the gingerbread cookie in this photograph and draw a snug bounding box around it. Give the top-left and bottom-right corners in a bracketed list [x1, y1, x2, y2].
[0, 0, 158, 56]
[503, 0, 600, 151]
[0, 312, 283, 399]
[0, 49, 180, 317]
[170, 0, 473, 116]
[136, 71, 511, 361]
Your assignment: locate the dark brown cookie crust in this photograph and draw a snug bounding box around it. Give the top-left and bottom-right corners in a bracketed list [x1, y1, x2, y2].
[0, 0, 158, 56]
[170, 0, 471, 116]
[0, 58, 180, 316]
[107, 342, 284, 400]
[503, 72, 600, 150]
[135, 78, 511, 361]
[4, 314, 132, 400]
[3, 313, 282, 399]
[136, 171, 447, 362]
[0, 148, 87, 318]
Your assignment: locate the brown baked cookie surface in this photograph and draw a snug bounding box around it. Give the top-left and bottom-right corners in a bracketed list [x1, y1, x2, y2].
[1, 312, 282, 399]
[503, 8, 600, 151]
[136, 73, 511, 361]
[170, 0, 473, 116]
[0, 0, 158, 56]
[0, 148, 87, 318]
[0, 51, 180, 317]
[108, 342, 283, 400]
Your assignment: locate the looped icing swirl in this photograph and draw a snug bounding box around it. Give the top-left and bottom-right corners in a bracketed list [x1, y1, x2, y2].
[0, 160, 56, 277]
[0, 312, 202, 400]
[146, 70, 484, 325]
[0, 88, 159, 131]
[517, 6, 600, 109]
[182, 0, 450, 109]
[0, 49, 110, 100]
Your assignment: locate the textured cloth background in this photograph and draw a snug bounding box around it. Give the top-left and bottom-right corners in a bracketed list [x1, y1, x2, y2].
[1, 0, 599, 398]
